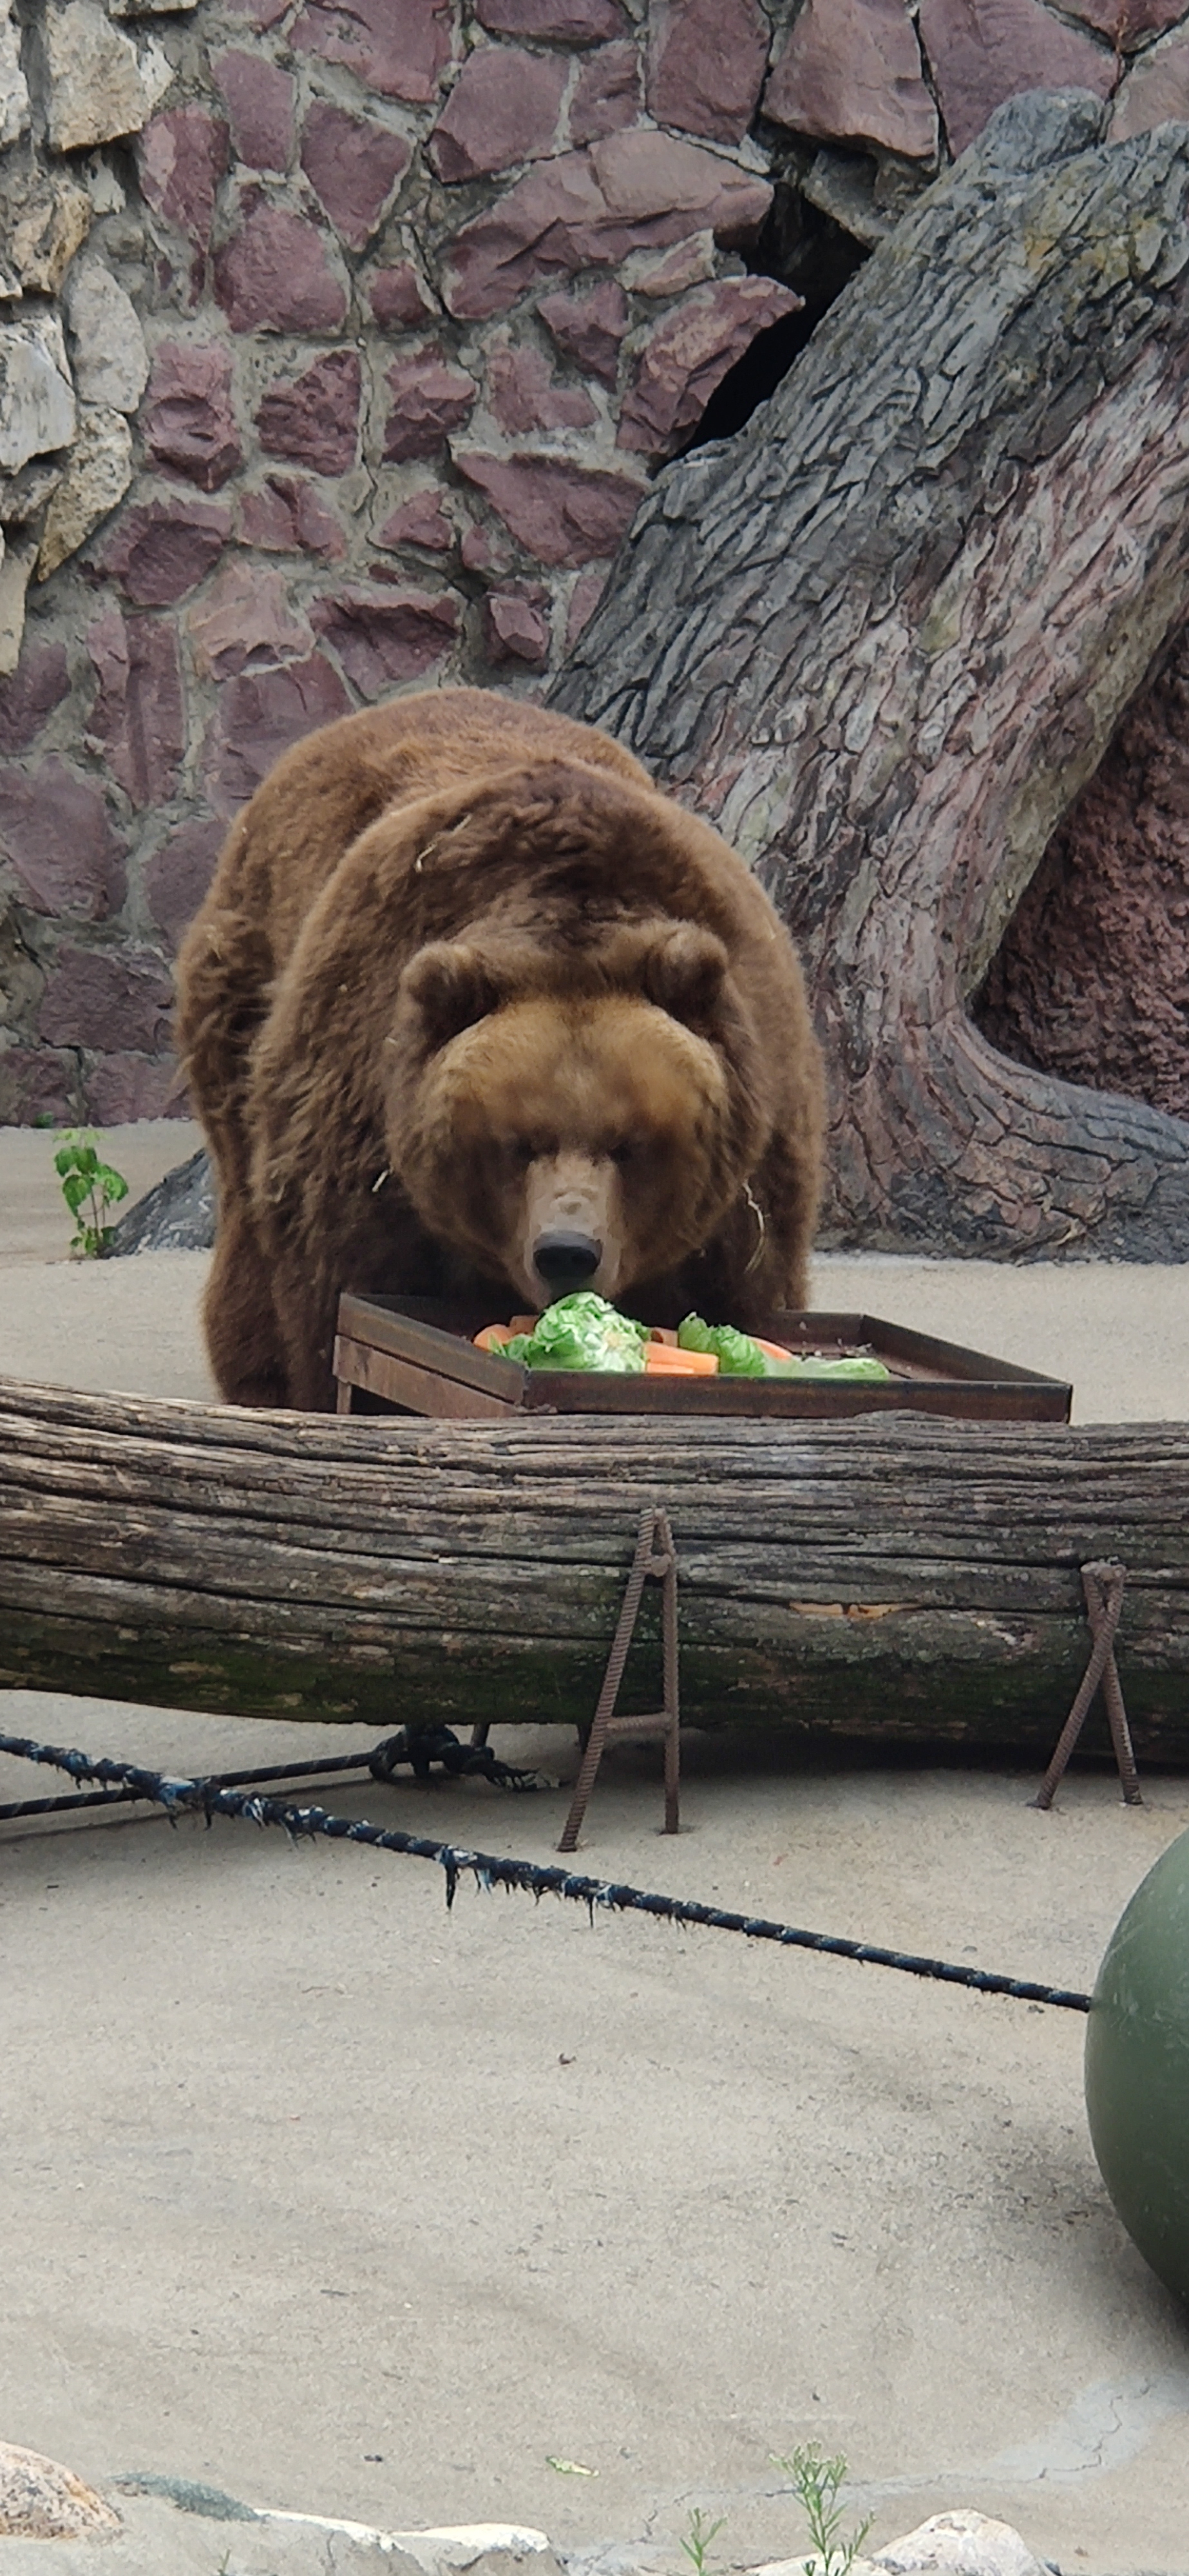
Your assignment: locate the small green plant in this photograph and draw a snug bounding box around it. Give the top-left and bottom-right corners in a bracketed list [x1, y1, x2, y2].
[771, 2446, 873, 2576]
[681, 2508, 727, 2576]
[54, 1128, 129, 1257]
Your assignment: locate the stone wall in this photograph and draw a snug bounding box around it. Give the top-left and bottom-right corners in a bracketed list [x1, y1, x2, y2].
[1, 0, 1188, 1124]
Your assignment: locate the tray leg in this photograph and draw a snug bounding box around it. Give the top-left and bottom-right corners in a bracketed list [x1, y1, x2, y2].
[1032, 1560, 1141, 1810]
[558, 1508, 680, 1854]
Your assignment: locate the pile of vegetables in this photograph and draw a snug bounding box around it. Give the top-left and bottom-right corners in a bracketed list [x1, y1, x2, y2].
[473, 1292, 890, 1381]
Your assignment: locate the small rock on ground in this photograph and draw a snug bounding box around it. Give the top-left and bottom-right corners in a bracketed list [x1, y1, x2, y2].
[0, 2452, 1054, 2576]
[109, 1144, 215, 1253]
[0, 2438, 121, 2539]
[875, 2511, 1049, 2576]
[756, 2513, 1047, 2576]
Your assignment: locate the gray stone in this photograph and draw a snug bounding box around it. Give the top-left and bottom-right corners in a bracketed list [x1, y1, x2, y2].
[0, 313, 75, 475]
[37, 406, 134, 578]
[43, 2, 163, 151]
[0, 455, 66, 529]
[64, 258, 150, 414]
[801, 145, 925, 246]
[85, 160, 128, 216]
[0, 1, 30, 147]
[875, 2511, 1047, 2576]
[110, 1148, 216, 1254]
[0, 166, 92, 296]
[0, 531, 35, 676]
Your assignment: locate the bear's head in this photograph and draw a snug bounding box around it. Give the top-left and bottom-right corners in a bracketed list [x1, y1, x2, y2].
[385, 921, 765, 1308]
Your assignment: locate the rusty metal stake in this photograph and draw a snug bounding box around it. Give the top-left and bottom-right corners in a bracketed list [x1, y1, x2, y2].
[1032, 1559, 1142, 1810]
[558, 1506, 680, 1853]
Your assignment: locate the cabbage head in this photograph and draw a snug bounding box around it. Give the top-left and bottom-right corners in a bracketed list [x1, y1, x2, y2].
[504, 1293, 647, 1373]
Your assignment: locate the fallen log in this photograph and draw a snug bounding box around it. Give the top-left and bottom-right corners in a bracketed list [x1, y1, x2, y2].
[1, 1378, 1187, 1759]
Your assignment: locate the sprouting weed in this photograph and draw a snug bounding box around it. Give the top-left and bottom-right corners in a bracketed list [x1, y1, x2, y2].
[681, 2507, 727, 2576]
[53, 1128, 129, 1258]
[770, 2445, 873, 2576]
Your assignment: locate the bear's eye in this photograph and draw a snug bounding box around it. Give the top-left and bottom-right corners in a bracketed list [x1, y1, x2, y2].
[498, 1137, 536, 1170]
[610, 1140, 638, 1168]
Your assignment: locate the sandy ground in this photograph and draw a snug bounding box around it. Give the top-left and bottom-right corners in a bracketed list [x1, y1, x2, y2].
[1, 1121, 1188, 2573]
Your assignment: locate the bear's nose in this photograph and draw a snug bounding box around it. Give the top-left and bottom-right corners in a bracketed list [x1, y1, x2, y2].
[533, 1231, 602, 1291]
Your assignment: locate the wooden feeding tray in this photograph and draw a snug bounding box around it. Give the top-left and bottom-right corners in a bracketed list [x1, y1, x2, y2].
[333, 1292, 1072, 1425]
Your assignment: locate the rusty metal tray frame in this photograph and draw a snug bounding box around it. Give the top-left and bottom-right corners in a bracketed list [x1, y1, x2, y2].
[334, 1292, 1072, 1424]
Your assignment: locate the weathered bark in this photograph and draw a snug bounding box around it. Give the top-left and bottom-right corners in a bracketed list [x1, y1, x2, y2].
[1, 1377, 1188, 1754]
[550, 90, 1189, 1258]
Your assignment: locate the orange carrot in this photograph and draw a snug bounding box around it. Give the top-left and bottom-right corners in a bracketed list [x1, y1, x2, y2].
[643, 1343, 719, 1375]
[474, 1323, 515, 1350]
[753, 1335, 795, 1362]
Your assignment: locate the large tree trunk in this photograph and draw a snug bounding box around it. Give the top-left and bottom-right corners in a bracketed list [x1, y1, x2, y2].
[1, 1378, 1188, 1754]
[549, 90, 1189, 1259]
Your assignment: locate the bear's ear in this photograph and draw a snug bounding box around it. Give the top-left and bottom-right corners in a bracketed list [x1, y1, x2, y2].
[636, 925, 728, 1027]
[401, 942, 499, 1048]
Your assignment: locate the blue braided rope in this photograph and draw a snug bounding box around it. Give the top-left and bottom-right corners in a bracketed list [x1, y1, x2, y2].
[0, 1728, 1092, 2012]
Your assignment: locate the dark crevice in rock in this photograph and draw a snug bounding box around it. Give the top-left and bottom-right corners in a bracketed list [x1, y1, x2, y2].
[677, 184, 868, 453]
[974, 627, 1189, 1128]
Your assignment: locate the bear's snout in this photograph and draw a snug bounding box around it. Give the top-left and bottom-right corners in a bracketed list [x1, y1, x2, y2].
[533, 1229, 603, 1293]
[520, 1150, 622, 1303]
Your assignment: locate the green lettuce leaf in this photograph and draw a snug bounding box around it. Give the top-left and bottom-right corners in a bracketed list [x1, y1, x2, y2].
[676, 1314, 767, 1377]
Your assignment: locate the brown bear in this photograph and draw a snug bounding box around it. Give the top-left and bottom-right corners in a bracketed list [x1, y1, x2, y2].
[175, 687, 824, 1412]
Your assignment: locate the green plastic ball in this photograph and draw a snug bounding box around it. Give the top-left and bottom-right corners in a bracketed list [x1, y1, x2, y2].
[1085, 1826, 1189, 2304]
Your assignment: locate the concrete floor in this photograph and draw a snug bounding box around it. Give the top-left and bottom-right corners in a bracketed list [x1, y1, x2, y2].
[1, 1121, 1188, 2572]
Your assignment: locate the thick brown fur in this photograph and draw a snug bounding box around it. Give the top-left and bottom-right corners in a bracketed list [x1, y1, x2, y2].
[176, 687, 825, 1410]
